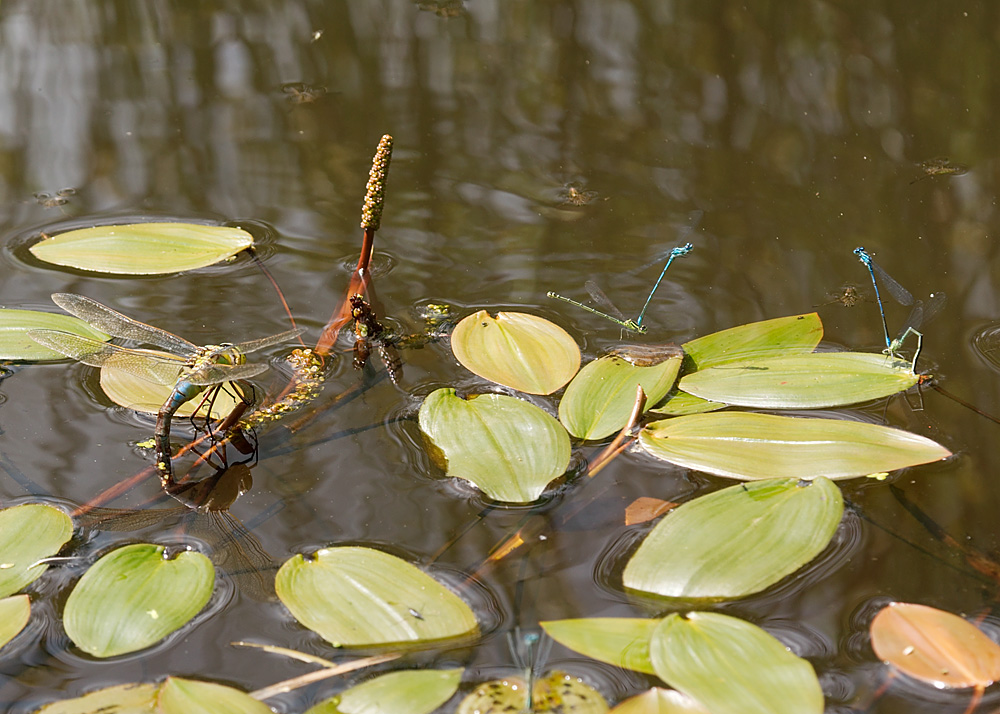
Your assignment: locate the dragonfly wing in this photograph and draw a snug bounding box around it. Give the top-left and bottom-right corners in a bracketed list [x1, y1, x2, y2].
[183, 362, 269, 386]
[866, 262, 914, 307]
[51, 293, 199, 355]
[231, 328, 304, 354]
[583, 280, 628, 321]
[29, 330, 186, 385]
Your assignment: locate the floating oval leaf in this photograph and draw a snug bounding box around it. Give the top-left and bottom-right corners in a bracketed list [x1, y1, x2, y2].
[653, 313, 824, 414]
[157, 677, 272, 714]
[276, 546, 478, 647]
[63, 543, 215, 658]
[639, 412, 951, 480]
[29, 222, 253, 275]
[0, 309, 109, 361]
[650, 612, 824, 714]
[0, 503, 73, 598]
[870, 602, 1000, 688]
[34, 682, 158, 713]
[559, 352, 682, 440]
[650, 389, 725, 417]
[609, 688, 710, 714]
[541, 618, 659, 675]
[0, 595, 30, 650]
[451, 311, 580, 394]
[623, 478, 843, 598]
[418, 388, 570, 503]
[679, 352, 919, 409]
[306, 669, 464, 714]
[100, 364, 245, 418]
[681, 313, 824, 369]
[457, 671, 608, 714]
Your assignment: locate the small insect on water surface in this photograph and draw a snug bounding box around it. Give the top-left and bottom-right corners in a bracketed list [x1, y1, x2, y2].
[560, 184, 599, 206]
[911, 157, 967, 184]
[34, 188, 76, 208]
[281, 82, 327, 105]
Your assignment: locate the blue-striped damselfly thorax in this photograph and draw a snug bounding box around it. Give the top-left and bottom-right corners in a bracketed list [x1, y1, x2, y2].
[547, 211, 701, 333]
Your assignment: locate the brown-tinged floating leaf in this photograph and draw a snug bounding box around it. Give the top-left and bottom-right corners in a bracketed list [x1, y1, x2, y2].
[870, 602, 1000, 688]
[625, 497, 676, 526]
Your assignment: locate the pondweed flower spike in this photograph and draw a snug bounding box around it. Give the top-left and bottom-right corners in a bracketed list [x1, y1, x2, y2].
[361, 134, 392, 231]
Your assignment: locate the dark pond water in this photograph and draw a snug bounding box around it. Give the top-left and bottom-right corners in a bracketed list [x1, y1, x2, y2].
[2, 1, 1000, 712]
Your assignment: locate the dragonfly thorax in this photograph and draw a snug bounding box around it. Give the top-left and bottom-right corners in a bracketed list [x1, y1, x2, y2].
[192, 344, 247, 368]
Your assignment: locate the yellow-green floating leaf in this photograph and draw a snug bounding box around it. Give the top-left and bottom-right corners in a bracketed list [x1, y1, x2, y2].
[0, 595, 30, 650]
[157, 677, 272, 714]
[0, 503, 73, 598]
[650, 612, 824, 714]
[418, 388, 570, 503]
[870, 602, 1000, 689]
[34, 682, 158, 713]
[559, 350, 682, 440]
[305, 669, 464, 714]
[682, 313, 824, 369]
[63, 543, 215, 658]
[623, 478, 843, 598]
[679, 352, 919, 409]
[451, 311, 580, 394]
[0, 309, 109, 361]
[639, 412, 951, 480]
[276, 546, 478, 648]
[100, 365, 245, 418]
[609, 688, 711, 714]
[541, 618, 659, 675]
[651, 389, 726, 417]
[29, 222, 254, 275]
[654, 313, 823, 414]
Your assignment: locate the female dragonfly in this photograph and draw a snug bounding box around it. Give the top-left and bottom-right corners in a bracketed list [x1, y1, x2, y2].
[29, 293, 303, 486]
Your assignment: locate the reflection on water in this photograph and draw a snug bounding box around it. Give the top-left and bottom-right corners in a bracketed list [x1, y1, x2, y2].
[2, 1, 1000, 712]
